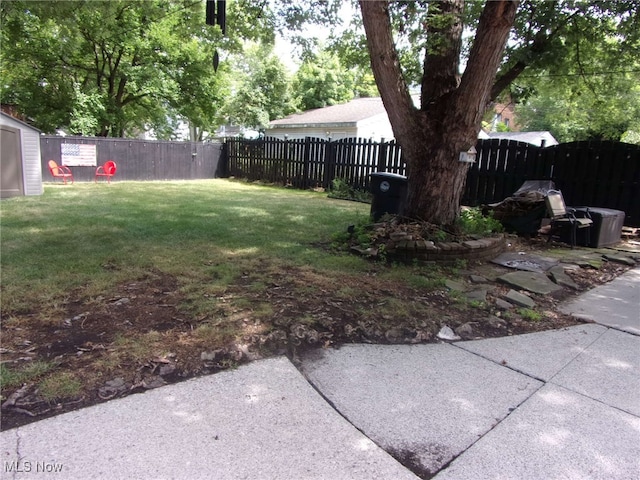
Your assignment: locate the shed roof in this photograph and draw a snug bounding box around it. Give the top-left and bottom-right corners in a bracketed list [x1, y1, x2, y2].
[269, 97, 388, 128]
[0, 111, 41, 133]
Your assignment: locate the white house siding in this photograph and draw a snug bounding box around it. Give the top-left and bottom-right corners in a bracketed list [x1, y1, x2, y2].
[21, 126, 44, 195]
[266, 126, 356, 140]
[0, 113, 43, 196]
[355, 113, 394, 141]
[265, 116, 393, 142]
[487, 131, 558, 147]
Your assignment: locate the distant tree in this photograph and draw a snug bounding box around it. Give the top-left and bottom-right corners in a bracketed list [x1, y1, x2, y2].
[515, 35, 640, 142]
[292, 50, 355, 110]
[224, 44, 296, 130]
[621, 130, 640, 145]
[1, 0, 342, 137]
[1, 0, 230, 137]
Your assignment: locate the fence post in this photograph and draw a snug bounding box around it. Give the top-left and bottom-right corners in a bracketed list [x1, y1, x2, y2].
[302, 137, 311, 189]
[218, 141, 229, 177]
[377, 140, 388, 172]
[323, 138, 336, 189]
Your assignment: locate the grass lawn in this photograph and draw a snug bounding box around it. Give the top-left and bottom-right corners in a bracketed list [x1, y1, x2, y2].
[0, 179, 445, 424]
[1, 179, 371, 315]
[1, 179, 597, 429]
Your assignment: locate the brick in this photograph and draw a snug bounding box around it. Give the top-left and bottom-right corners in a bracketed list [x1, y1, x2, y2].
[463, 240, 485, 249]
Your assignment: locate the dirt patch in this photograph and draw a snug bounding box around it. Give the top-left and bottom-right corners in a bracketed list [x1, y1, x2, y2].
[0, 239, 634, 431]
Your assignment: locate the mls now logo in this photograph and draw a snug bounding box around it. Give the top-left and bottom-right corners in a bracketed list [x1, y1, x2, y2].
[4, 460, 64, 473]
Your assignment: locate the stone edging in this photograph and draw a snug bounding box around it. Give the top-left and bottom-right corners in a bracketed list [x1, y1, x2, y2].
[384, 235, 507, 264]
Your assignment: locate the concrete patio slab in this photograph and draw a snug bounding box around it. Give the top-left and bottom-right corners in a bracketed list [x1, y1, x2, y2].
[559, 267, 640, 334]
[300, 344, 542, 478]
[433, 384, 640, 480]
[0, 357, 417, 480]
[550, 328, 640, 416]
[458, 324, 608, 381]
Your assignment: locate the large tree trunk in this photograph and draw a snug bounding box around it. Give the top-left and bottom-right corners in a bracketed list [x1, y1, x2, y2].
[401, 127, 475, 226]
[360, 0, 518, 226]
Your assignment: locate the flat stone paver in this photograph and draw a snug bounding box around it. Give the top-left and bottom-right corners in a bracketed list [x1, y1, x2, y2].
[300, 344, 542, 478]
[550, 328, 640, 416]
[498, 271, 563, 295]
[504, 289, 536, 308]
[549, 264, 579, 289]
[603, 253, 637, 266]
[491, 252, 559, 272]
[559, 267, 640, 334]
[433, 384, 640, 480]
[458, 324, 608, 381]
[1, 357, 417, 480]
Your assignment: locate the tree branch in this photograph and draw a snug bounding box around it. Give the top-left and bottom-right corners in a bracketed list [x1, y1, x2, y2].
[421, 0, 464, 107]
[359, 0, 420, 137]
[490, 6, 584, 101]
[455, 0, 518, 128]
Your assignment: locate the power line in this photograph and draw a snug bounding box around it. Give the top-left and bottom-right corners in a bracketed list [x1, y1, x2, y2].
[520, 70, 640, 78]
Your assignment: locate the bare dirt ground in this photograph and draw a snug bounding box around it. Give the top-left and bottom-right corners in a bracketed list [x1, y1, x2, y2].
[1, 236, 634, 431]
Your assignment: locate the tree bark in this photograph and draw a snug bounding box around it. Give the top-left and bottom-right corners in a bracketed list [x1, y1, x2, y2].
[360, 0, 518, 226]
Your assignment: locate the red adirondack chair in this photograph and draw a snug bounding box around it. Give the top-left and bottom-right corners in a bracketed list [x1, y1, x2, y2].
[95, 160, 117, 183]
[48, 160, 74, 184]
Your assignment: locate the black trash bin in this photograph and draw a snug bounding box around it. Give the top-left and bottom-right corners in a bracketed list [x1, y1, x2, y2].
[370, 172, 408, 221]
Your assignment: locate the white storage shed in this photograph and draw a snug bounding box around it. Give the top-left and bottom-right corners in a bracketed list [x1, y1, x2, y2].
[0, 112, 44, 198]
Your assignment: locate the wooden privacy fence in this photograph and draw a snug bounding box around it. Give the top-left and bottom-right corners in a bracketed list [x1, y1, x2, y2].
[464, 140, 640, 226]
[226, 136, 404, 190]
[41, 136, 225, 182]
[227, 137, 640, 226]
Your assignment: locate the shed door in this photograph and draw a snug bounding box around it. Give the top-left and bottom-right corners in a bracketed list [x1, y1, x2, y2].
[0, 125, 24, 198]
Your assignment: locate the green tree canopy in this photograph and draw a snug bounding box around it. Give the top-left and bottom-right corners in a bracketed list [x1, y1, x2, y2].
[224, 44, 296, 130]
[513, 15, 640, 142]
[1, 0, 344, 137]
[1, 0, 228, 137]
[292, 50, 356, 111]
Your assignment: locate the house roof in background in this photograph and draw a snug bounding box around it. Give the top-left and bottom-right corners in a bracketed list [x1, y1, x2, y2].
[487, 131, 558, 147]
[269, 97, 388, 128]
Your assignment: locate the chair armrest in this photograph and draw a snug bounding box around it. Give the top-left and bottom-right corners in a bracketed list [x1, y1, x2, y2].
[571, 208, 592, 220]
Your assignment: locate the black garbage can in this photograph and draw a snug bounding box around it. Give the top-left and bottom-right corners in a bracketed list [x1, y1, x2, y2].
[370, 172, 408, 221]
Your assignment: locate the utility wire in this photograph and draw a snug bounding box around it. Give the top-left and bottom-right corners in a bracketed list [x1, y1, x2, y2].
[519, 70, 640, 78]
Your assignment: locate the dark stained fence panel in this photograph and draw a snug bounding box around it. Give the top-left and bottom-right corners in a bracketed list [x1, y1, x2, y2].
[226, 137, 639, 226]
[550, 141, 640, 225]
[40, 136, 224, 182]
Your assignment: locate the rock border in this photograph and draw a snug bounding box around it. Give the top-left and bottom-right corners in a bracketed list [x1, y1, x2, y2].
[384, 235, 507, 264]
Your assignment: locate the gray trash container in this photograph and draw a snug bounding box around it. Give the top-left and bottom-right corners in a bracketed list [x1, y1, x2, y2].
[370, 172, 408, 221]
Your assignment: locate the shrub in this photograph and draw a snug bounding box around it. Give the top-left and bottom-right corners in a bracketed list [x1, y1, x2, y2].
[458, 207, 503, 236]
[328, 178, 372, 203]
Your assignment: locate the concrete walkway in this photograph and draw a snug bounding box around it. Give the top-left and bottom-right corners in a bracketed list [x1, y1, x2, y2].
[559, 266, 640, 334]
[2, 269, 639, 480]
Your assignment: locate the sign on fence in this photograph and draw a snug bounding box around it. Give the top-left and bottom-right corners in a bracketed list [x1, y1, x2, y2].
[61, 143, 97, 166]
